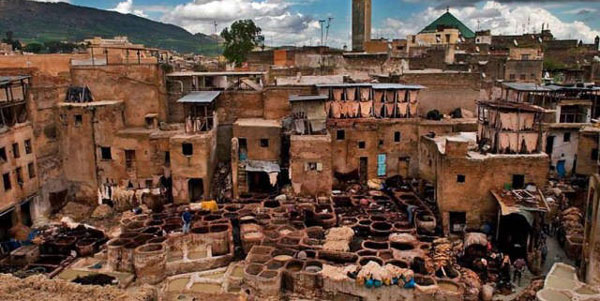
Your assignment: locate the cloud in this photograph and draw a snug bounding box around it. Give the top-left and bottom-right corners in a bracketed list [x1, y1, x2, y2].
[161, 0, 324, 46]
[111, 0, 148, 18]
[403, 0, 600, 9]
[382, 1, 600, 43]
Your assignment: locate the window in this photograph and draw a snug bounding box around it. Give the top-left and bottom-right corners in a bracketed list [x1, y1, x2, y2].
[377, 154, 387, 177]
[563, 132, 571, 142]
[100, 147, 112, 160]
[512, 174, 525, 189]
[336, 130, 345, 140]
[509, 74, 516, 80]
[24, 139, 32, 154]
[530, 73, 536, 79]
[12, 143, 19, 159]
[307, 162, 318, 171]
[165, 151, 171, 165]
[260, 139, 269, 148]
[15, 167, 23, 185]
[358, 141, 366, 149]
[125, 150, 135, 169]
[74, 115, 82, 127]
[520, 74, 526, 80]
[28, 162, 35, 179]
[457, 174, 466, 183]
[182, 143, 193, 156]
[145, 179, 153, 188]
[378, 140, 384, 147]
[394, 132, 401, 142]
[592, 149, 599, 161]
[3, 173, 11, 191]
[449, 212, 467, 233]
[0, 147, 6, 163]
[521, 54, 530, 60]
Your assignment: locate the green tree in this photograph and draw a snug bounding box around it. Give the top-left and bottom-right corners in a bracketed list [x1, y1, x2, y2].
[220, 20, 264, 66]
[23, 43, 43, 53]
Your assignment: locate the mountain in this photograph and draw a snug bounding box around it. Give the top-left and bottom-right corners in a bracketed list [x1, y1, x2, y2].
[0, 0, 221, 55]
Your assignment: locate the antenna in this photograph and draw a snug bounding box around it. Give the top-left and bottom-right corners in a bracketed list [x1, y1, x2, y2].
[213, 21, 218, 34]
[477, 19, 480, 31]
[319, 19, 326, 46]
[325, 17, 334, 47]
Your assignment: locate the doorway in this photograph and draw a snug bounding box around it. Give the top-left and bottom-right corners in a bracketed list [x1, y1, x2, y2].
[398, 157, 409, 178]
[248, 171, 273, 193]
[238, 138, 248, 161]
[359, 157, 368, 183]
[545, 136, 555, 155]
[188, 178, 204, 202]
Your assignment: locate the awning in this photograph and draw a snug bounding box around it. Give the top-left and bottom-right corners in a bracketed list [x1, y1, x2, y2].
[245, 160, 281, 173]
[176, 91, 221, 104]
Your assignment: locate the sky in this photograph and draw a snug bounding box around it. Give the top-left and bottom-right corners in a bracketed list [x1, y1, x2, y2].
[33, 0, 600, 48]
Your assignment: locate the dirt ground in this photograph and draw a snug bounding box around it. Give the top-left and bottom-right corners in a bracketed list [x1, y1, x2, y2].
[0, 273, 155, 301]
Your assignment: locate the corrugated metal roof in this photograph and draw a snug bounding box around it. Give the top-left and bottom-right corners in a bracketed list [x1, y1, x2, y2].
[372, 83, 425, 90]
[289, 95, 329, 102]
[167, 71, 265, 77]
[176, 91, 221, 103]
[315, 83, 425, 89]
[315, 83, 372, 88]
[502, 82, 554, 92]
[0, 75, 29, 86]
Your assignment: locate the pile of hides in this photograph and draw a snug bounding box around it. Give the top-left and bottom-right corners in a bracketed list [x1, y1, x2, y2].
[514, 279, 544, 301]
[389, 233, 417, 244]
[323, 226, 354, 252]
[321, 264, 357, 281]
[464, 232, 487, 250]
[460, 267, 482, 301]
[560, 207, 584, 237]
[356, 261, 415, 288]
[432, 238, 454, 269]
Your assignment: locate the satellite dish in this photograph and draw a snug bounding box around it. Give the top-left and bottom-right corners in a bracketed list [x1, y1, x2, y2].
[475, 46, 480, 52]
[513, 39, 519, 46]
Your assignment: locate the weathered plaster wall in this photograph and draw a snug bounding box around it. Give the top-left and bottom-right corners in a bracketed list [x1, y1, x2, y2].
[583, 174, 600, 286]
[290, 135, 332, 196]
[169, 130, 217, 203]
[70, 64, 167, 127]
[577, 131, 599, 176]
[435, 148, 549, 233]
[232, 121, 281, 162]
[0, 124, 39, 211]
[58, 101, 125, 203]
[545, 129, 580, 176]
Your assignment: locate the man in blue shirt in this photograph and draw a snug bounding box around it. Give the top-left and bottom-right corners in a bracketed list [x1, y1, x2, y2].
[182, 208, 192, 234]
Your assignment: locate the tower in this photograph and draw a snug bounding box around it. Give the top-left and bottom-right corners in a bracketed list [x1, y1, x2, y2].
[352, 0, 371, 52]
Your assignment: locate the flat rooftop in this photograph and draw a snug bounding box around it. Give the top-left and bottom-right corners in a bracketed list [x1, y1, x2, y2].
[57, 100, 122, 107]
[234, 118, 281, 128]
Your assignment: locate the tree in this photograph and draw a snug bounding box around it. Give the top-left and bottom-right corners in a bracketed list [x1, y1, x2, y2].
[23, 43, 43, 53]
[2, 31, 22, 50]
[220, 20, 264, 66]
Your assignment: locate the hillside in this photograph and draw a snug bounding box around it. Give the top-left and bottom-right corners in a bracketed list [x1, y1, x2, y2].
[0, 0, 221, 55]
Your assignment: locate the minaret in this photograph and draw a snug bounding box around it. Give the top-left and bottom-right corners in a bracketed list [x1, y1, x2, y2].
[352, 0, 372, 52]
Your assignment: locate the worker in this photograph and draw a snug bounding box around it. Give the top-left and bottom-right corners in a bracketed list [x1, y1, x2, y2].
[406, 204, 418, 225]
[513, 257, 526, 286]
[181, 208, 192, 234]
